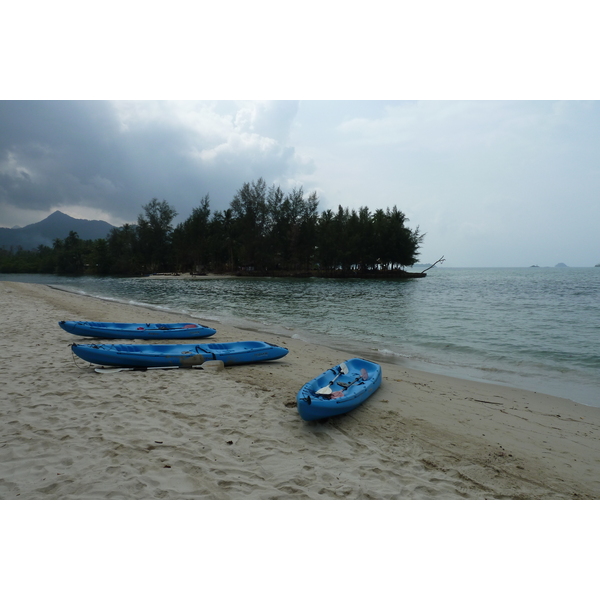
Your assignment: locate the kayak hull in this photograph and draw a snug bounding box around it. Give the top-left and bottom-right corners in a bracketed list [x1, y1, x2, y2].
[59, 320, 216, 340]
[71, 341, 288, 367]
[296, 357, 382, 421]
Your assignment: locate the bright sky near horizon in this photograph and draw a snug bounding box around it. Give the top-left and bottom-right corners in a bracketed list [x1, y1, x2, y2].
[2, 4, 599, 268]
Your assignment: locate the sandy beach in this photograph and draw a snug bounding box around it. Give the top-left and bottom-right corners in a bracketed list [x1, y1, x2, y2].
[2, 280, 600, 500]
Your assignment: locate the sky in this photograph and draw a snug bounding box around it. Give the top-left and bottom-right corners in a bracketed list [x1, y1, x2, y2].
[2, 4, 599, 268]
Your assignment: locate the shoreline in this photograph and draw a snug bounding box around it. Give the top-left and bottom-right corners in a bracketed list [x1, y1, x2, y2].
[51, 279, 597, 408]
[145, 270, 428, 280]
[2, 280, 600, 498]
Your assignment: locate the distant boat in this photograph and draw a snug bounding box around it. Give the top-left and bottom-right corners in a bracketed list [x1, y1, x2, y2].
[530, 265, 540, 268]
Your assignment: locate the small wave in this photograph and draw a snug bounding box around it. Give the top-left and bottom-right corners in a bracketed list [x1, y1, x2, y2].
[292, 333, 311, 342]
[376, 347, 412, 359]
[49, 284, 214, 322]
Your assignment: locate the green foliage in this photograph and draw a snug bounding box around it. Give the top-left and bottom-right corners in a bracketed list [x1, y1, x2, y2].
[104, 224, 139, 275]
[54, 230, 86, 274]
[173, 194, 211, 272]
[136, 198, 178, 273]
[0, 180, 424, 276]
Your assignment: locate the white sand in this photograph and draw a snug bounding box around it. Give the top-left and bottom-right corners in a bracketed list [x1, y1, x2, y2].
[2, 280, 600, 499]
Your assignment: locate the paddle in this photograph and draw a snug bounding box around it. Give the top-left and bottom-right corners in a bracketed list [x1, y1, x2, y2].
[94, 365, 203, 374]
[317, 362, 349, 395]
[337, 368, 369, 390]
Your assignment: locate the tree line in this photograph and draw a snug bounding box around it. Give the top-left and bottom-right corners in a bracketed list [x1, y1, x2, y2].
[0, 178, 425, 277]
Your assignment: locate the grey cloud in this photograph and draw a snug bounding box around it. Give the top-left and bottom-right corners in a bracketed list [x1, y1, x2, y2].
[0, 100, 307, 225]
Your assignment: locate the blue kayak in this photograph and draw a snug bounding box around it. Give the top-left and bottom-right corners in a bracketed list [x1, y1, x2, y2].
[71, 341, 288, 368]
[296, 358, 382, 421]
[59, 320, 216, 340]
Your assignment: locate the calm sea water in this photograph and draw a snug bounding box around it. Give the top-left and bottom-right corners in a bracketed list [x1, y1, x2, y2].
[3, 268, 599, 407]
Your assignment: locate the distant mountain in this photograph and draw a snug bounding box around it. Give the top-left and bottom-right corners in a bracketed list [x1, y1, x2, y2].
[0, 211, 117, 251]
[555, 263, 568, 268]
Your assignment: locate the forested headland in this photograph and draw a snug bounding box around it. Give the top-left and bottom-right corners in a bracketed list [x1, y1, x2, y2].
[0, 178, 426, 278]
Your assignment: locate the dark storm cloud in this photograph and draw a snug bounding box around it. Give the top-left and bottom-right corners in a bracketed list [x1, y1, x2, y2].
[0, 100, 307, 224]
[0, 101, 123, 209]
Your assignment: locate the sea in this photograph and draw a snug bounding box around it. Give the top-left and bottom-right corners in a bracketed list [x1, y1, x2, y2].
[2, 267, 599, 408]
